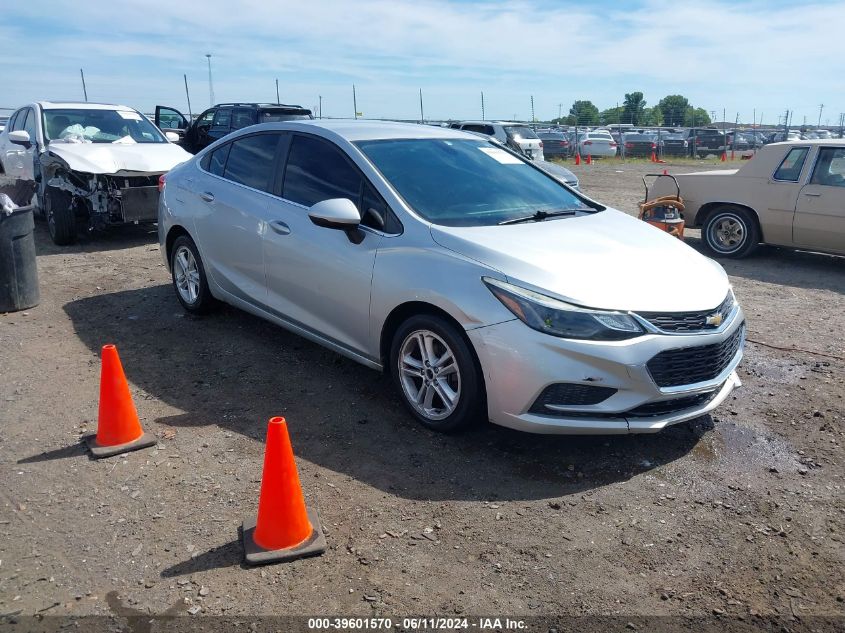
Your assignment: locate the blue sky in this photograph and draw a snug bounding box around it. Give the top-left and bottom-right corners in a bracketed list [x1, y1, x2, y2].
[2, 0, 844, 126]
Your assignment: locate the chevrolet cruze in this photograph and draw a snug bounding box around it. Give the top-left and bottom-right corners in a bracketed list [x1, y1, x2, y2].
[158, 120, 745, 434]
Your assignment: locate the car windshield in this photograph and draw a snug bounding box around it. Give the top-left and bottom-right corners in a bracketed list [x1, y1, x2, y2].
[259, 109, 313, 123]
[43, 108, 166, 144]
[355, 138, 592, 227]
[504, 126, 539, 140]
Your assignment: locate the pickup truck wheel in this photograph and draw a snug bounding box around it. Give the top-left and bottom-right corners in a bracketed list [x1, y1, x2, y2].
[170, 235, 214, 313]
[702, 205, 760, 258]
[390, 315, 486, 433]
[45, 186, 77, 245]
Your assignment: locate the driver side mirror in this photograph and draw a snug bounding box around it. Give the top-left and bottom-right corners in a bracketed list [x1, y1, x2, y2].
[8, 130, 32, 148]
[165, 131, 181, 142]
[308, 198, 363, 244]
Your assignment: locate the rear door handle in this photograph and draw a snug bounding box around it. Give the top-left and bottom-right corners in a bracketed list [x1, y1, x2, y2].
[268, 220, 291, 235]
[200, 191, 215, 202]
[803, 192, 821, 197]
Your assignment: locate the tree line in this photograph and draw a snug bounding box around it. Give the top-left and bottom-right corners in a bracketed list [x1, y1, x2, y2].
[550, 93, 711, 127]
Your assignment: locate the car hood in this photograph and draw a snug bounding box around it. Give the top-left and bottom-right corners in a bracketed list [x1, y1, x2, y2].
[45, 142, 192, 175]
[430, 209, 729, 312]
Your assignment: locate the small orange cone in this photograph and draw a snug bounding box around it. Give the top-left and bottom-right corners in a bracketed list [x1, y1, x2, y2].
[85, 344, 155, 458]
[663, 169, 668, 175]
[574, 152, 581, 165]
[650, 150, 657, 162]
[586, 153, 592, 165]
[242, 417, 326, 565]
[720, 151, 727, 162]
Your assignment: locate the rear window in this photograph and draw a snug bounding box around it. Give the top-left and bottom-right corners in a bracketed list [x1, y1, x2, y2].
[259, 109, 313, 123]
[223, 133, 280, 192]
[504, 126, 539, 140]
[773, 147, 809, 181]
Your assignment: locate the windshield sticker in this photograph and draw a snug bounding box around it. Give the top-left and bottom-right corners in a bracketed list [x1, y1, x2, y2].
[117, 111, 142, 121]
[479, 147, 523, 164]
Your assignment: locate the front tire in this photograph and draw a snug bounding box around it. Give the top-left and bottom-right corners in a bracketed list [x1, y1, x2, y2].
[44, 186, 77, 245]
[170, 235, 214, 313]
[702, 205, 760, 258]
[390, 315, 485, 433]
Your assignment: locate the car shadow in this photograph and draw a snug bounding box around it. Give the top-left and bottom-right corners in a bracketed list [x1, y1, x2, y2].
[33, 216, 158, 255]
[684, 234, 845, 294]
[64, 285, 712, 502]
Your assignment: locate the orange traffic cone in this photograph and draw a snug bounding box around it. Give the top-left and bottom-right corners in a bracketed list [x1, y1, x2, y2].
[586, 153, 592, 165]
[85, 344, 155, 458]
[720, 151, 727, 162]
[650, 150, 657, 163]
[730, 149, 735, 161]
[574, 152, 581, 165]
[242, 417, 326, 565]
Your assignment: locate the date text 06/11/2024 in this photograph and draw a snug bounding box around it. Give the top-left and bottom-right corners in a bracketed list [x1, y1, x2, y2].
[307, 617, 528, 630]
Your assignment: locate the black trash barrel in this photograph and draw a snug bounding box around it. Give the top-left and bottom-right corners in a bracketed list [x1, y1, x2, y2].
[0, 178, 40, 312]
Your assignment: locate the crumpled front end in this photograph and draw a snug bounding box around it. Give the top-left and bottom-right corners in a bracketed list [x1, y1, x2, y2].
[41, 153, 161, 230]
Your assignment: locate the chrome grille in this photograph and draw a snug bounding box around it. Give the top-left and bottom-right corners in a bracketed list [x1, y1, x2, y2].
[638, 293, 734, 333]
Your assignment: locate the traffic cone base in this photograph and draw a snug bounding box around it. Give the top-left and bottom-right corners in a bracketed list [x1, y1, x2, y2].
[242, 506, 327, 565]
[85, 431, 156, 459]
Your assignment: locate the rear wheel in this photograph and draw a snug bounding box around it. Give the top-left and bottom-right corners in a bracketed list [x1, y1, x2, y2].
[390, 315, 485, 433]
[702, 205, 760, 258]
[44, 186, 77, 245]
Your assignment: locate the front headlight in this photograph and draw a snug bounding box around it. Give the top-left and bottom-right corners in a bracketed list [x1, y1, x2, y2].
[483, 278, 644, 341]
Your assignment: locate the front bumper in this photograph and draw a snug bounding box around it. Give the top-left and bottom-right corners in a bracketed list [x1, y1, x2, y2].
[467, 305, 745, 434]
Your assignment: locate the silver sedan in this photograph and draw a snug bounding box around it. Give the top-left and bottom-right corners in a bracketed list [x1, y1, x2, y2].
[159, 120, 744, 434]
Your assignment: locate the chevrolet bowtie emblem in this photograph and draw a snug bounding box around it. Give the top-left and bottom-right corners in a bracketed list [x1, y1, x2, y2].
[705, 312, 723, 327]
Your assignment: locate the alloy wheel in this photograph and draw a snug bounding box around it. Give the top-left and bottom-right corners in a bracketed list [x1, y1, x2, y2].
[397, 329, 462, 421]
[710, 214, 746, 253]
[173, 245, 201, 304]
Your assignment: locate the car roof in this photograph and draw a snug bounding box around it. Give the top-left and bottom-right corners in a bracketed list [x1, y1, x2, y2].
[36, 101, 138, 111]
[239, 119, 484, 142]
[769, 138, 844, 146]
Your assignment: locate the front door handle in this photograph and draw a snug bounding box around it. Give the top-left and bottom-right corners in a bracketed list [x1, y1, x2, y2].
[200, 191, 215, 202]
[269, 220, 291, 235]
[803, 192, 822, 197]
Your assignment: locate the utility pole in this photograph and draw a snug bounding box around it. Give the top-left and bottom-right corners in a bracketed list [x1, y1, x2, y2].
[352, 84, 358, 119]
[419, 89, 425, 123]
[79, 69, 88, 102]
[183, 74, 193, 120]
[530, 95, 535, 122]
[205, 54, 214, 107]
[318, 95, 322, 119]
[275, 79, 280, 104]
[481, 92, 485, 120]
[557, 103, 563, 121]
[818, 103, 824, 128]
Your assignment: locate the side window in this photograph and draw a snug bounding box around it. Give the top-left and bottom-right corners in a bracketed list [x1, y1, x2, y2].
[11, 109, 26, 132]
[223, 134, 280, 192]
[810, 147, 845, 188]
[201, 143, 231, 177]
[283, 135, 361, 208]
[212, 108, 232, 129]
[22, 109, 37, 139]
[773, 147, 809, 181]
[232, 109, 256, 130]
[196, 110, 215, 129]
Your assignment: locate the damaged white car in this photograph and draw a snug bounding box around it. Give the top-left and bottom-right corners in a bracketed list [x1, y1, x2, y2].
[0, 101, 192, 244]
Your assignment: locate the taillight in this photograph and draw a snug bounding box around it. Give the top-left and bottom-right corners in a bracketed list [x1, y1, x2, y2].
[158, 173, 167, 192]
[651, 143, 656, 148]
[625, 142, 633, 149]
[610, 142, 617, 147]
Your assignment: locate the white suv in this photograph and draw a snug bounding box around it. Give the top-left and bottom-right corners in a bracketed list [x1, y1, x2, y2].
[450, 121, 544, 161]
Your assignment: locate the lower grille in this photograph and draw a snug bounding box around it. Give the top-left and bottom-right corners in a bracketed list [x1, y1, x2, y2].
[529, 383, 617, 413]
[626, 391, 716, 417]
[647, 325, 744, 388]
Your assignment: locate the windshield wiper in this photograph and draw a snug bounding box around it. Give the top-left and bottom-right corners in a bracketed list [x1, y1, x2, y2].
[498, 209, 578, 225]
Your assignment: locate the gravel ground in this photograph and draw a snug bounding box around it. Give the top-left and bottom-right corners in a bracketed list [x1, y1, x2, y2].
[0, 159, 843, 631]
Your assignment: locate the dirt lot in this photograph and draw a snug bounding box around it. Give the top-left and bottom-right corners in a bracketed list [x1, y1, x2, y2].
[1, 159, 843, 631]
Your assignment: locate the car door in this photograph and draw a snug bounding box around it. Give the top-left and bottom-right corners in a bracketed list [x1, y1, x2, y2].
[190, 132, 283, 304]
[190, 109, 216, 153]
[2, 108, 37, 180]
[262, 133, 385, 356]
[793, 146, 845, 253]
[154, 105, 189, 142]
[764, 145, 811, 245]
[206, 107, 233, 148]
